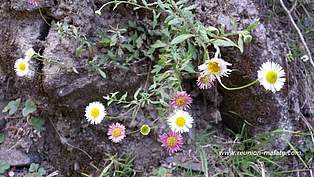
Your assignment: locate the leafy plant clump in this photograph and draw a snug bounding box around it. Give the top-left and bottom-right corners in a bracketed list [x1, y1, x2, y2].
[100, 0, 258, 119]
[26, 163, 46, 177]
[0, 160, 10, 177]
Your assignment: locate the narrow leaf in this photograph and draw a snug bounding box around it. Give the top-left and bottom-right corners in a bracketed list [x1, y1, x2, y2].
[98, 68, 107, 79]
[170, 34, 194, 45]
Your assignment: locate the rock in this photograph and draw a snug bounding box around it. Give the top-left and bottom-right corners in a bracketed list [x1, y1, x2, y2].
[193, 0, 296, 149]
[0, 149, 32, 167]
[10, 0, 54, 11]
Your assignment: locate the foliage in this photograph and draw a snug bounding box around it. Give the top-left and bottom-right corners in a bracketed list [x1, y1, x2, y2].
[100, 0, 257, 119]
[2, 98, 21, 115]
[30, 117, 45, 131]
[150, 167, 169, 177]
[26, 163, 46, 177]
[2, 98, 43, 131]
[52, 21, 92, 59]
[0, 160, 10, 174]
[0, 133, 5, 144]
[82, 154, 135, 177]
[2, 98, 37, 117]
[198, 146, 209, 177]
[22, 99, 37, 117]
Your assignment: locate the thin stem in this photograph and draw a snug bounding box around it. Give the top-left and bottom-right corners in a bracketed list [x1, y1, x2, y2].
[39, 8, 51, 27]
[34, 53, 65, 66]
[97, 1, 155, 13]
[279, 0, 314, 68]
[202, 44, 209, 62]
[217, 78, 259, 91]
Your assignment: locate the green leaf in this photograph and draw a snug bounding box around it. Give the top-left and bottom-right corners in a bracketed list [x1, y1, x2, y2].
[141, 0, 148, 7]
[0, 133, 5, 144]
[167, 18, 182, 26]
[182, 62, 195, 73]
[120, 92, 128, 102]
[110, 34, 118, 47]
[75, 45, 83, 57]
[136, 34, 145, 49]
[170, 34, 194, 45]
[157, 0, 165, 10]
[211, 38, 237, 47]
[152, 11, 160, 29]
[30, 117, 45, 131]
[243, 34, 252, 44]
[184, 4, 197, 10]
[155, 167, 168, 177]
[245, 19, 259, 32]
[37, 167, 46, 176]
[97, 68, 107, 79]
[206, 26, 219, 35]
[151, 40, 167, 49]
[2, 98, 21, 115]
[99, 37, 111, 48]
[237, 35, 244, 53]
[29, 163, 39, 173]
[0, 160, 10, 174]
[22, 99, 37, 117]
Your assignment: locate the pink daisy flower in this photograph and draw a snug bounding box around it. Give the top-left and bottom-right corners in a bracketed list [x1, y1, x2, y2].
[197, 74, 214, 89]
[159, 131, 183, 154]
[107, 123, 126, 143]
[198, 57, 232, 80]
[170, 91, 192, 110]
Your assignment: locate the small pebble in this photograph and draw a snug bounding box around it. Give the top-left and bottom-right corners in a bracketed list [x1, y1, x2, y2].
[8, 171, 14, 177]
[74, 162, 80, 171]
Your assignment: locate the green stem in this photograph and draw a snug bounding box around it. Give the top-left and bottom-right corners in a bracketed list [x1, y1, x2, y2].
[202, 44, 209, 61]
[34, 53, 65, 66]
[97, 1, 155, 13]
[217, 78, 259, 91]
[39, 8, 51, 27]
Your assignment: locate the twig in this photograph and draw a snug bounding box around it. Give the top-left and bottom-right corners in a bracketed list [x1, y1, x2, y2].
[0, 139, 23, 155]
[48, 117, 93, 160]
[289, 0, 298, 13]
[279, 0, 314, 68]
[300, 114, 314, 145]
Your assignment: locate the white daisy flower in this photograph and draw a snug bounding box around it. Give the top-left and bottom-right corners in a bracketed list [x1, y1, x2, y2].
[257, 61, 286, 92]
[85, 101, 106, 124]
[167, 110, 193, 133]
[25, 48, 35, 61]
[14, 58, 30, 77]
[198, 57, 232, 80]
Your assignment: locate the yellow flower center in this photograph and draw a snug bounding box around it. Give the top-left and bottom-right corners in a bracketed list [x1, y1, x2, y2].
[175, 96, 186, 106]
[166, 136, 177, 147]
[140, 125, 150, 135]
[265, 70, 278, 84]
[175, 116, 186, 127]
[90, 108, 100, 119]
[112, 128, 122, 138]
[18, 63, 27, 71]
[200, 75, 210, 83]
[207, 61, 221, 74]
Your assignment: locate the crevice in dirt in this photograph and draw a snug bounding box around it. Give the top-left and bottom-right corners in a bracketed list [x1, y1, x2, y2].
[35, 12, 54, 98]
[37, 18, 52, 41]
